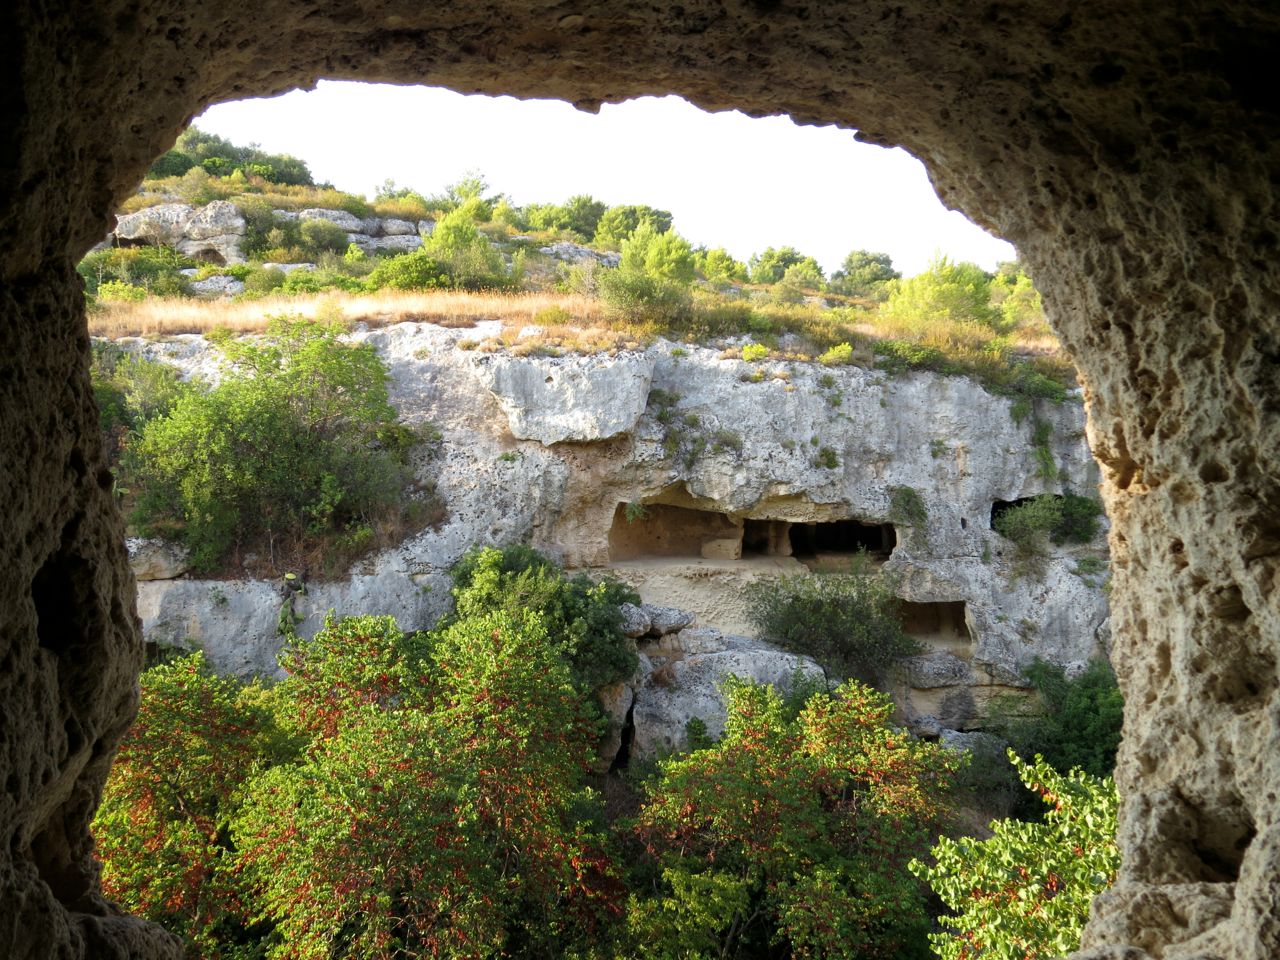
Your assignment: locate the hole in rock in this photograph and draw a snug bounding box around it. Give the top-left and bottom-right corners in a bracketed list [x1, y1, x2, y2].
[607, 503, 742, 561]
[990, 497, 1038, 529]
[789, 519, 895, 569]
[899, 600, 970, 652]
[610, 700, 636, 772]
[191, 248, 228, 266]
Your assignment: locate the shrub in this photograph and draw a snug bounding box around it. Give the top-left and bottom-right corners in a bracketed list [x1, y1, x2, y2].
[241, 265, 286, 296]
[910, 753, 1119, 960]
[987, 658, 1124, 781]
[92, 653, 288, 957]
[447, 545, 639, 694]
[126, 318, 413, 569]
[423, 206, 516, 290]
[363, 249, 448, 291]
[593, 204, 674, 249]
[598, 269, 692, 326]
[95, 279, 149, 302]
[883, 255, 998, 328]
[631, 678, 962, 960]
[746, 552, 922, 687]
[298, 217, 351, 256]
[741, 342, 769, 362]
[819, 342, 855, 366]
[748, 246, 823, 286]
[234, 610, 617, 960]
[619, 222, 696, 284]
[830, 250, 900, 300]
[693, 246, 748, 284]
[1053, 491, 1103, 544]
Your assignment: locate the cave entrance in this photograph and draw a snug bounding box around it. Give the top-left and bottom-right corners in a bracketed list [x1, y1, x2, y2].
[899, 600, 970, 654]
[990, 497, 1041, 529]
[789, 519, 895, 570]
[607, 503, 743, 562]
[191, 248, 227, 266]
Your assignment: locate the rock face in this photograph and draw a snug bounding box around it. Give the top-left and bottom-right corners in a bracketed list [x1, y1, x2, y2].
[126, 326, 1107, 736]
[471, 350, 656, 443]
[3, 3, 1278, 958]
[113, 200, 248, 264]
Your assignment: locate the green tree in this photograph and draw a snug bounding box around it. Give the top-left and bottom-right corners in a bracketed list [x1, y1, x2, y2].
[693, 246, 749, 284]
[233, 610, 621, 960]
[910, 754, 1120, 960]
[618, 222, 695, 284]
[92, 654, 289, 958]
[593, 204, 674, 249]
[883, 256, 998, 327]
[424, 206, 515, 290]
[630, 678, 962, 959]
[127, 318, 412, 569]
[745, 552, 922, 688]
[448, 545, 639, 694]
[991, 262, 1046, 332]
[830, 250, 900, 299]
[747, 246, 822, 285]
[364, 249, 449, 291]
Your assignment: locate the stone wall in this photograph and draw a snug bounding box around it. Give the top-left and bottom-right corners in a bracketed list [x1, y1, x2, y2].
[3, 2, 1278, 957]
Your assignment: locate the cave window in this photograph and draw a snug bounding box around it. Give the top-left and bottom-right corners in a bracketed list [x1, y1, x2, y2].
[607, 503, 742, 561]
[788, 519, 896, 559]
[192, 249, 227, 266]
[899, 600, 970, 650]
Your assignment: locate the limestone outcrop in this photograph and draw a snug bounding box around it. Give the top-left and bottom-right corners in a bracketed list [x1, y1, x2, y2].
[3, 2, 1277, 956]
[114, 200, 248, 265]
[120, 323, 1108, 739]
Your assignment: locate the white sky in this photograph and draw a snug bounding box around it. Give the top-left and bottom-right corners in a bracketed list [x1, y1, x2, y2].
[196, 81, 1015, 278]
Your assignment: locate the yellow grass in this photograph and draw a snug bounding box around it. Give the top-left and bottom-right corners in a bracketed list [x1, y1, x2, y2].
[87, 290, 605, 338]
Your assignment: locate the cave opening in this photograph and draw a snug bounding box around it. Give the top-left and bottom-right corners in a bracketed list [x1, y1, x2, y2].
[607, 503, 742, 562]
[789, 519, 896, 561]
[991, 496, 1041, 529]
[899, 600, 970, 651]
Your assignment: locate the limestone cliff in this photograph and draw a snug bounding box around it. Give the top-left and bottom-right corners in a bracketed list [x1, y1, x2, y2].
[117, 320, 1108, 751]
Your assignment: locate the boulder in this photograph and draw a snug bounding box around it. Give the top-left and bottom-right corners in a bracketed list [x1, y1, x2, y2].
[379, 218, 417, 236]
[939, 729, 1007, 757]
[417, 219, 436, 236]
[187, 275, 245, 298]
[182, 201, 245, 240]
[261, 262, 316, 274]
[618, 602, 651, 638]
[630, 636, 823, 760]
[114, 203, 196, 244]
[672, 626, 727, 654]
[352, 234, 423, 254]
[471, 351, 656, 444]
[642, 604, 694, 637]
[538, 241, 621, 269]
[126, 538, 189, 581]
[298, 208, 365, 231]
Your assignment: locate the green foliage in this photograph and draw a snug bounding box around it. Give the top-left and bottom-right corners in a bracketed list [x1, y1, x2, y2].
[363, 249, 449, 291]
[748, 246, 823, 286]
[164, 126, 314, 186]
[693, 246, 749, 284]
[741, 342, 769, 362]
[813, 446, 840, 469]
[889, 485, 929, 531]
[830, 250, 900, 299]
[618, 222, 695, 284]
[92, 653, 290, 957]
[910, 753, 1119, 960]
[631, 678, 961, 960]
[126, 318, 412, 569]
[746, 553, 922, 687]
[818, 342, 855, 366]
[79, 245, 196, 297]
[298, 217, 351, 255]
[598, 269, 692, 326]
[423, 206, 518, 290]
[883, 256, 997, 327]
[593, 204, 674, 249]
[989, 659, 1124, 781]
[90, 344, 193, 466]
[994, 493, 1102, 576]
[448, 545, 640, 694]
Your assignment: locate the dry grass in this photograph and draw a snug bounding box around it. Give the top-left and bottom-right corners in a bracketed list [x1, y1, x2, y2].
[87, 290, 606, 338]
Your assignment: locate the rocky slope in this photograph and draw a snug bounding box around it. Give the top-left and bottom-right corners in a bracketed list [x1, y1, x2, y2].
[117, 320, 1109, 754]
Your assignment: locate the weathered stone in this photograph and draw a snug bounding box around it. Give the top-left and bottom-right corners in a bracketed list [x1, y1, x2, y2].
[126, 538, 189, 581]
[114, 203, 196, 244]
[642, 604, 695, 637]
[379, 218, 417, 236]
[939, 729, 1006, 757]
[3, 3, 1278, 957]
[351, 233, 423, 254]
[538, 241, 621, 269]
[261, 262, 316, 274]
[298, 208, 364, 231]
[182, 200, 245, 241]
[900, 652, 975, 689]
[618, 602, 651, 638]
[187, 275, 245, 297]
[471, 351, 655, 444]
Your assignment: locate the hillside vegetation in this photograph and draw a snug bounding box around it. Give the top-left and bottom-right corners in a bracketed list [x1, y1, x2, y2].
[86, 128, 1075, 406]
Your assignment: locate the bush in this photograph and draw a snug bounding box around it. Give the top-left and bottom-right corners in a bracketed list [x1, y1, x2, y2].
[363, 249, 449, 291]
[241, 265, 286, 296]
[298, 217, 351, 256]
[988, 658, 1124, 780]
[819, 342, 855, 366]
[631, 678, 962, 960]
[746, 552, 922, 687]
[90, 345, 192, 466]
[447, 545, 639, 694]
[910, 753, 1119, 960]
[95, 279, 148, 302]
[741, 342, 769, 362]
[994, 493, 1102, 576]
[598, 268, 693, 326]
[92, 653, 288, 957]
[126, 318, 413, 569]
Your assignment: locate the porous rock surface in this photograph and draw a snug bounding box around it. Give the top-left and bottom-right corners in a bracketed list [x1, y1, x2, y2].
[2, 3, 1278, 958]
[125, 326, 1108, 719]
